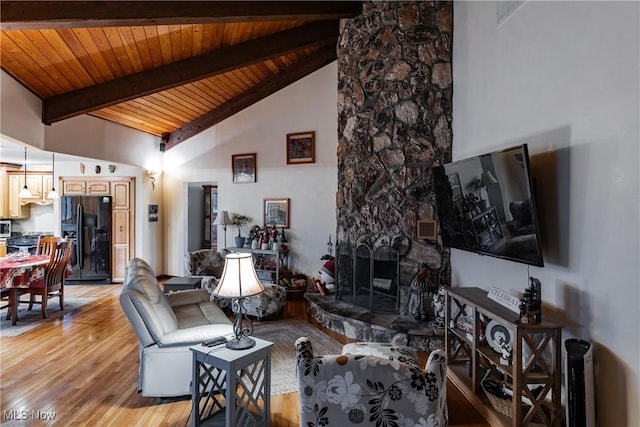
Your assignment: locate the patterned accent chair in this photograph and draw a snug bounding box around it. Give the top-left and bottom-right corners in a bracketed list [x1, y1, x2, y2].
[231, 283, 287, 320]
[184, 249, 230, 309]
[296, 337, 448, 427]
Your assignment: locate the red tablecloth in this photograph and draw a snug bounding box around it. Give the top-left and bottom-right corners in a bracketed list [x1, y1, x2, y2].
[0, 255, 50, 289]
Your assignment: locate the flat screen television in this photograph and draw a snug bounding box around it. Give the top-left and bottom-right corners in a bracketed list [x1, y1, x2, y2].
[433, 144, 544, 267]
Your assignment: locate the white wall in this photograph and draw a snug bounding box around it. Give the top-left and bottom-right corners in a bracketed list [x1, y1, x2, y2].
[0, 70, 165, 273]
[453, 2, 639, 426]
[162, 62, 338, 278]
[0, 71, 45, 150]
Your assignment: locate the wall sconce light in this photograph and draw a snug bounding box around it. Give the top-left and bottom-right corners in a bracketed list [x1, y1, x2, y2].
[148, 170, 162, 190]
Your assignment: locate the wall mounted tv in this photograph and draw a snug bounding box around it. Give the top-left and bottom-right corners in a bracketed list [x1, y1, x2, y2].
[433, 144, 544, 267]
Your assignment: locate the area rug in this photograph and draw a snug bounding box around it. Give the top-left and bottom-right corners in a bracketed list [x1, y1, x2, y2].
[252, 319, 343, 396]
[0, 297, 97, 337]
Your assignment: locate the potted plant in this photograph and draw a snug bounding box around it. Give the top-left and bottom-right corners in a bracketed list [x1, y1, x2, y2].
[232, 214, 250, 248]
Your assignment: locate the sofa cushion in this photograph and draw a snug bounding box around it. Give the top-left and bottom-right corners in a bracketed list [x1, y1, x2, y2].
[173, 300, 230, 329]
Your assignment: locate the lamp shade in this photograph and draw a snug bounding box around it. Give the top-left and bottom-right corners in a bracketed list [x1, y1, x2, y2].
[213, 210, 233, 226]
[213, 253, 264, 298]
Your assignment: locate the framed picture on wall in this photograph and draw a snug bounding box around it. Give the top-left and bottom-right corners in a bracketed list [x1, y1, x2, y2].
[232, 153, 257, 183]
[286, 131, 315, 164]
[148, 204, 158, 222]
[263, 198, 290, 228]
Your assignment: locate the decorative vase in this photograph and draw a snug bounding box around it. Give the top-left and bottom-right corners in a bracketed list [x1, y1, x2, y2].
[251, 239, 259, 249]
[261, 242, 269, 250]
[234, 236, 245, 248]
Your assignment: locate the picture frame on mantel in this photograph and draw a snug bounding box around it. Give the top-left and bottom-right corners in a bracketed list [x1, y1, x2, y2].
[232, 153, 257, 183]
[286, 131, 315, 164]
[264, 198, 290, 228]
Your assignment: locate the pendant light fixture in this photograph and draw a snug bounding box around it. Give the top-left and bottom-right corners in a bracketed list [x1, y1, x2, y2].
[48, 153, 59, 200]
[18, 147, 32, 198]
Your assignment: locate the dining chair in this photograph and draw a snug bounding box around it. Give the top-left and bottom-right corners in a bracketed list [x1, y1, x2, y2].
[36, 236, 61, 257]
[28, 240, 74, 319]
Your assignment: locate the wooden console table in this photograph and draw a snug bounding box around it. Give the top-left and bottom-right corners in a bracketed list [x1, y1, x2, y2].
[445, 287, 563, 426]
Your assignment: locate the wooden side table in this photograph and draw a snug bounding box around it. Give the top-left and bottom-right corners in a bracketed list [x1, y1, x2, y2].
[191, 337, 273, 426]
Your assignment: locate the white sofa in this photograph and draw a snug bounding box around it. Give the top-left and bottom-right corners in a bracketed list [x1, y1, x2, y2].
[119, 258, 233, 397]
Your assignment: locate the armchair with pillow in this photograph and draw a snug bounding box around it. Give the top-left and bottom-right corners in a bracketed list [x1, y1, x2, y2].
[185, 249, 286, 317]
[184, 249, 230, 309]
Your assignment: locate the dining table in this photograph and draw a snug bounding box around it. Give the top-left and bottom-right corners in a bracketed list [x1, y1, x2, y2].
[0, 254, 51, 325]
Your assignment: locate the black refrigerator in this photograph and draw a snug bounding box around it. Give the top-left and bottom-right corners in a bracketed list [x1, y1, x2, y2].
[61, 195, 112, 283]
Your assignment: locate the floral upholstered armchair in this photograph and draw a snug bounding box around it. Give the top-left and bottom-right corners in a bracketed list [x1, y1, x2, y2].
[295, 337, 448, 427]
[184, 249, 230, 309]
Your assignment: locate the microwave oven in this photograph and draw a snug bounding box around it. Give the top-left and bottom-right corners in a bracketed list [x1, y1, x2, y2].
[0, 220, 11, 238]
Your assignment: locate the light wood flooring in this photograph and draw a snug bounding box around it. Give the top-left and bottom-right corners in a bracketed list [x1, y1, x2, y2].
[0, 284, 489, 426]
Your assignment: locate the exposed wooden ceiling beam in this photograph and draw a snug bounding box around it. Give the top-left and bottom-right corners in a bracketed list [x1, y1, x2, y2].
[43, 20, 339, 124]
[0, 1, 361, 30]
[165, 44, 337, 150]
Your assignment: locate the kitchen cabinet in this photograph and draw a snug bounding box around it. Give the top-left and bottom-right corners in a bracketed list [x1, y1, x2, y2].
[109, 179, 134, 282]
[62, 180, 110, 195]
[6, 171, 54, 216]
[6, 173, 30, 218]
[445, 287, 563, 427]
[112, 181, 130, 209]
[0, 165, 16, 218]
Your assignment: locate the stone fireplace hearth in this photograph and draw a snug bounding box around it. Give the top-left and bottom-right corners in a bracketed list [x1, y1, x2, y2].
[305, 293, 444, 352]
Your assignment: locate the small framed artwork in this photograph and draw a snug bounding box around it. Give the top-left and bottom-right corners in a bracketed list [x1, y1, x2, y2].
[232, 153, 257, 183]
[263, 198, 290, 228]
[286, 131, 315, 164]
[148, 204, 158, 222]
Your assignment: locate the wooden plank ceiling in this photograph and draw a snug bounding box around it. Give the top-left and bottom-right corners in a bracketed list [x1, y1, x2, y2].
[0, 1, 361, 149]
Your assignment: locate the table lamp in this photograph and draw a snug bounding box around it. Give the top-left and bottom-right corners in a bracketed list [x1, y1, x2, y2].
[212, 252, 264, 350]
[212, 210, 232, 249]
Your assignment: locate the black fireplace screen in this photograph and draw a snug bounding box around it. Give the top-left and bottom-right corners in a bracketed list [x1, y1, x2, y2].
[336, 242, 399, 314]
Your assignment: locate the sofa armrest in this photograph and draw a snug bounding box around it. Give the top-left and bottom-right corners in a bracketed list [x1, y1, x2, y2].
[157, 324, 234, 347]
[167, 289, 210, 307]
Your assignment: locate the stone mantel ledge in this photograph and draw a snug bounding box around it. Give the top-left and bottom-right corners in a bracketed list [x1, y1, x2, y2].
[306, 294, 444, 352]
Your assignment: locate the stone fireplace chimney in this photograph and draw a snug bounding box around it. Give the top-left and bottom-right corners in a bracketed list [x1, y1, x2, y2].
[336, 1, 454, 315]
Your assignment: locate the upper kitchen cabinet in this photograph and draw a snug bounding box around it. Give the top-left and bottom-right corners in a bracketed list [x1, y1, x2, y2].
[112, 181, 130, 209]
[0, 164, 20, 218]
[5, 171, 54, 218]
[62, 179, 110, 195]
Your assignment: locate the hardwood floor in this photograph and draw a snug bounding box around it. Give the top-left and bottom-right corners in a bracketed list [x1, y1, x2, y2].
[0, 284, 489, 426]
